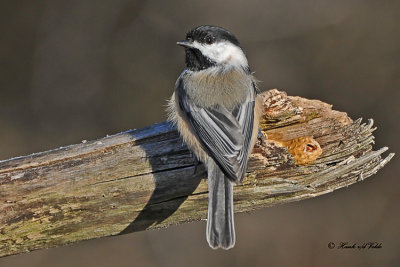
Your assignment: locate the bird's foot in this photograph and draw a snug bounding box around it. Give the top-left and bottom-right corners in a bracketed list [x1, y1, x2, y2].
[192, 153, 200, 175]
[257, 128, 266, 145]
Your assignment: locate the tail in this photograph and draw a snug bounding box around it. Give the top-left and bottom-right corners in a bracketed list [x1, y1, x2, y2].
[206, 160, 235, 249]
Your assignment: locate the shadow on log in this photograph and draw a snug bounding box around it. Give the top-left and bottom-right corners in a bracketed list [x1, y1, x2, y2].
[0, 89, 394, 257]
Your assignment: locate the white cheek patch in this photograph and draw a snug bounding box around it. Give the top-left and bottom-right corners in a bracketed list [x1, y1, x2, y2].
[191, 41, 248, 68]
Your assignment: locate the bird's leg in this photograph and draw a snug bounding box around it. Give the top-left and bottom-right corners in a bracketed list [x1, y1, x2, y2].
[257, 128, 265, 145]
[192, 152, 200, 175]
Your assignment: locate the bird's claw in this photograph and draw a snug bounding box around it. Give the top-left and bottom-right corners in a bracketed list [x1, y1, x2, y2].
[257, 128, 265, 145]
[192, 153, 200, 175]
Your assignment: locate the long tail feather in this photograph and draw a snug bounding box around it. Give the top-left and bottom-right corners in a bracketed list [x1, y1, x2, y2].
[206, 160, 235, 249]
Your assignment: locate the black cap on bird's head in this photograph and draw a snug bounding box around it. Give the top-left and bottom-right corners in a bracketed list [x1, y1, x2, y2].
[177, 25, 249, 72]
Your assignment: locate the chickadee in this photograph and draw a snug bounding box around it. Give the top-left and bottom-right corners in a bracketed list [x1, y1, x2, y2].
[168, 25, 262, 249]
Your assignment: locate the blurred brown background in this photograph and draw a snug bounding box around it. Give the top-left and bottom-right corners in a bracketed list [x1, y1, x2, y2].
[0, 0, 399, 266]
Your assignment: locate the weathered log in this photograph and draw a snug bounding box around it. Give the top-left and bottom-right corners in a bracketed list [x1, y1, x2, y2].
[0, 89, 393, 257]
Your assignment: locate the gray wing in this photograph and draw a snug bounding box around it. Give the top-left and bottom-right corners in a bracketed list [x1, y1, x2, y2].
[178, 79, 256, 182]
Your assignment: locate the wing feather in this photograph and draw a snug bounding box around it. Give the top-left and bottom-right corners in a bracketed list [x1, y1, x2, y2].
[178, 78, 256, 182]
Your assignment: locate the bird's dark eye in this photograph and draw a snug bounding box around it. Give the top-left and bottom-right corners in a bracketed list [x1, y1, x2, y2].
[205, 36, 214, 44]
[186, 34, 193, 42]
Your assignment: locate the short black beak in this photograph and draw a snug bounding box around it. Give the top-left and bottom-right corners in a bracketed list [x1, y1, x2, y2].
[176, 40, 192, 48]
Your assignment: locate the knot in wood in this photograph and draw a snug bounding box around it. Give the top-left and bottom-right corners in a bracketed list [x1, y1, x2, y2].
[282, 136, 322, 165]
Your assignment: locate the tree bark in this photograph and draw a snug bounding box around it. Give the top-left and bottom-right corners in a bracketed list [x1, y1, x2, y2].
[0, 89, 394, 257]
